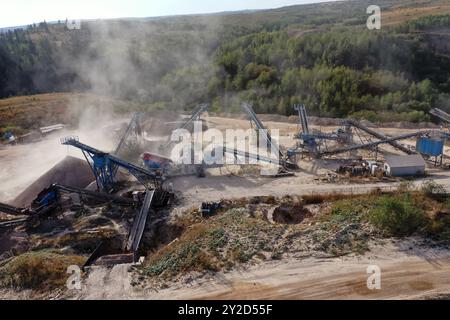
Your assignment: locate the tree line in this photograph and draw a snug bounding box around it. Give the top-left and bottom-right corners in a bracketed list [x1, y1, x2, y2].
[0, 13, 450, 122]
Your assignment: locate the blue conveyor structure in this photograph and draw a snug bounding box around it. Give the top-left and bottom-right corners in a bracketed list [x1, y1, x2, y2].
[62, 137, 161, 190]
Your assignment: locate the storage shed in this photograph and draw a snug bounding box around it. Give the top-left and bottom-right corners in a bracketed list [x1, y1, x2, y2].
[383, 154, 426, 177]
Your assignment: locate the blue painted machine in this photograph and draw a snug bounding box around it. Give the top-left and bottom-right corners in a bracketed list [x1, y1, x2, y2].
[416, 138, 445, 157]
[62, 137, 162, 191]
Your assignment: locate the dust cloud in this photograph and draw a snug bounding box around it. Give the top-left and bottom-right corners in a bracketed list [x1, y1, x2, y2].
[0, 108, 128, 204]
[0, 15, 225, 204]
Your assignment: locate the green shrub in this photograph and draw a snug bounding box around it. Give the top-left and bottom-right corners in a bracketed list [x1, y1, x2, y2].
[327, 199, 367, 225]
[144, 241, 217, 277]
[369, 195, 426, 236]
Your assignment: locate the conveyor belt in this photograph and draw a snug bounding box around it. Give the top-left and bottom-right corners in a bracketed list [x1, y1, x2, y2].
[126, 190, 155, 253]
[319, 131, 430, 156]
[430, 108, 450, 124]
[346, 119, 414, 155]
[0, 202, 28, 216]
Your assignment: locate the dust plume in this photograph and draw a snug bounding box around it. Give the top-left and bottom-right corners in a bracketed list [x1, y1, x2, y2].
[0, 15, 225, 203]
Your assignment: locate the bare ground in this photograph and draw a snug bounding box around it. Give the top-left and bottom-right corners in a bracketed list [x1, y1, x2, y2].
[65, 239, 450, 300]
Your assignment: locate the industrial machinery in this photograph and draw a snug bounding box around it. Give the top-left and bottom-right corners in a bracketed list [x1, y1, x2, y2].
[62, 137, 163, 191]
[126, 188, 171, 253]
[289, 104, 431, 160]
[430, 108, 450, 124]
[319, 131, 431, 157]
[0, 202, 29, 216]
[290, 104, 352, 157]
[160, 102, 298, 173]
[159, 103, 210, 153]
[142, 152, 171, 172]
[336, 160, 372, 176]
[0, 218, 28, 229]
[178, 103, 210, 131]
[345, 119, 414, 155]
[201, 201, 223, 217]
[114, 112, 143, 156]
[0, 183, 135, 230]
[83, 187, 173, 267]
[241, 102, 284, 160]
[241, 103, 298, 170]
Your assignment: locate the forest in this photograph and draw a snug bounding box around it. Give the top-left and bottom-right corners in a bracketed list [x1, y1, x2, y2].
[1, 0, 450, 122]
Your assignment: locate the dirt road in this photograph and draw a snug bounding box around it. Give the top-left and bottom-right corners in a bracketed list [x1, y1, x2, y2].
[170, 169, 450, 213]
[191, 248, 450, 300]
[72, 240, 450, 300]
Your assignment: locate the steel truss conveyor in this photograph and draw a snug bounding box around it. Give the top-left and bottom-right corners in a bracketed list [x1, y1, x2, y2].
[62, 137, 162, 191]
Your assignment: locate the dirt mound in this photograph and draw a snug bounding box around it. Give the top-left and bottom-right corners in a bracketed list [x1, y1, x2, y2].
[11, 156, 94, 208]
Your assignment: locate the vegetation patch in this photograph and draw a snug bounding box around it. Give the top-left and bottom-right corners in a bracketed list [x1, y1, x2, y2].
[34, 230, 118, 254]
[142, 208, 288, 279]
[141, 187, 450, 282]
[369, 195, 426, 237]
[311, 198, 372, 255]
[0, 251, 85, 290]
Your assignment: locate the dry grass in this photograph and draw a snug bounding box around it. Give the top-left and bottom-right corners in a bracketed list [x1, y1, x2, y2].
[0, 250, 85, 290]
[383, 1, 450, 26]
[34, 230, 118, 254]
[0, 93, 76, 134]
[0, 93, 136, 136]
[142, 207, 288, 279]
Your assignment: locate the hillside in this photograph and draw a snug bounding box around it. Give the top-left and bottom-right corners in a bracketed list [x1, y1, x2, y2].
[0, 0, 450, 125]
[0, 93, 142, 136]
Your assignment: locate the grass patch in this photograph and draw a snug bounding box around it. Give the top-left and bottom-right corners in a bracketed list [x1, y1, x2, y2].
[0, 251, 85, 290]
[369, 194, 426, 237]
[142, 189, 450, 281]
[314, 198, 372, 255]
[321, 191, 449, 242]
[326, 199, 368, 226]
[143, 208, 287, 278]
[143, 224, 223, 277]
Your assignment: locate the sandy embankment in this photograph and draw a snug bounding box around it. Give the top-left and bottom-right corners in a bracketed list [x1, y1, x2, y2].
[71, 240, 450, 300]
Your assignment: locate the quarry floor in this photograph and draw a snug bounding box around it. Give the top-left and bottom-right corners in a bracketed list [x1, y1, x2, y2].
[68, 239, 450, 300]
[1, 239, 449, 300]
[2, 114, 450, 300]
[3, 115, 449, 207]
